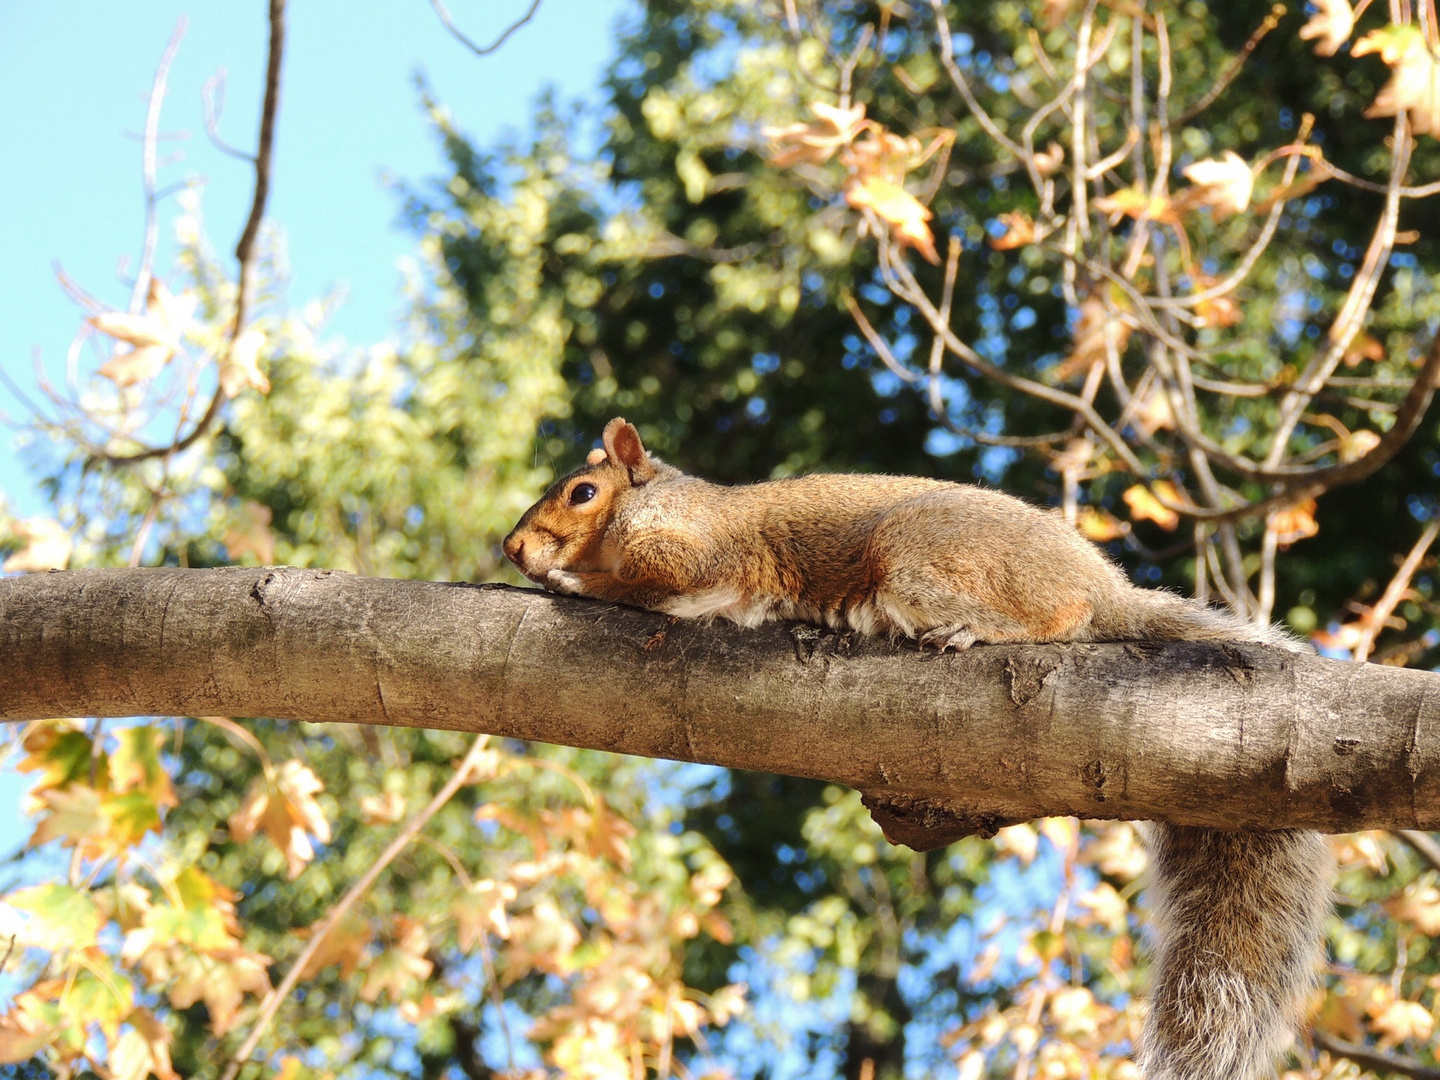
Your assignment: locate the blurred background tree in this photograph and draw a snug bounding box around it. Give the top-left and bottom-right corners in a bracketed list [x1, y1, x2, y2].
[4, 1, 1440, 1079]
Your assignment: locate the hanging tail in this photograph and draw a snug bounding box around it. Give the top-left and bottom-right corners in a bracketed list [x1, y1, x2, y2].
[1140, 826, 1333, 1080]
[1089, 585, 1330, 1077]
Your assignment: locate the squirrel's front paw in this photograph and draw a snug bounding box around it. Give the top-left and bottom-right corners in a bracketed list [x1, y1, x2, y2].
[545, 570, 587, 596]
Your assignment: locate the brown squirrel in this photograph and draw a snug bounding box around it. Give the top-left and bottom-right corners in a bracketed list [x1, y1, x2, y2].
[504, 417, 1333, 1080]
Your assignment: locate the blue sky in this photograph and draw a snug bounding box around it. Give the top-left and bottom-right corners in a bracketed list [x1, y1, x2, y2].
[0, 0, 630, 854]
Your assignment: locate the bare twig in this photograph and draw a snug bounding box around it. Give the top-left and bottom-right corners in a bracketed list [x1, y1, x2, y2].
[103, 0, 286, 466]
[1352, 521, 1440, 663]
[1396, 830, 1440, 873]
[1313, 1030, 1440, 1080]
[1170, 4, 1284, 127]
[429, 0, 542, 58]
[220, 734, 494, 1080]
[129, 19, 188, 315]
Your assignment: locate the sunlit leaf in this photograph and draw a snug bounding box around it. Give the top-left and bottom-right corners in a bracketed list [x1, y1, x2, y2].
[1299, 0, 1354, 55]
[1122, 482, 1182, 531]
[229, 759, 331, 879]
[3, 884, 101, 951]
[1355, 25, 1440, 135]
[1180, 151, 1254, 218]
[296, 910, 374, 980]
[845, 176, 940, 264]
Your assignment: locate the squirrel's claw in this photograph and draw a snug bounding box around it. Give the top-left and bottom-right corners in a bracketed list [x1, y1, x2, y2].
[919, 626, 976, 651]
[545, 570, 587, 596]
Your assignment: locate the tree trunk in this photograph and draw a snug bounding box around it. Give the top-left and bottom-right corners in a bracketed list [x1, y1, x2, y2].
[3, 566, 1439, 849]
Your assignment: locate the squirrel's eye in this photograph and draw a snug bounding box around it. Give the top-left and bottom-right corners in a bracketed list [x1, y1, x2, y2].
[569, 483, 598, 506]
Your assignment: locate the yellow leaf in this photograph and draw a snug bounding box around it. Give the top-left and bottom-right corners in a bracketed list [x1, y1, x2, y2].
[89, 279, 196, 386]
[360, 916, 433, 1003]
[1299, 0, 1354, 55]
[1339, 429, 1381, 463]
[1385, 880, 1440, 934]
[111, 725, 176, 808]
[113, 1009, 180, 1080]
[1343, 330, 1386, 368]
[1373, 999, 1433, 1046]
[163, 949, 272, 1036]
[1078, 883, 1129, 933]
[994, 823, 1038, 865]
[1076, 507, 1126, 542]
[1122, 482, 1182, 531]
[845, 176, 940, 263]
[3, 884, 101, 950]
[1093, 186, 1179, 225]
[1355, 25, 1440, 135]
[3, 517, 72, 573]
[1180, 151, 1254, 218]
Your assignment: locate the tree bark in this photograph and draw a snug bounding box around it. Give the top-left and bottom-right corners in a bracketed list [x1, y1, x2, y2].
[3, 566, 1439, 849]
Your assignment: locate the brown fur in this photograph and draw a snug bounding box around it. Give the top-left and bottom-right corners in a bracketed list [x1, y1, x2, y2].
[504, 419, 1332, 1080]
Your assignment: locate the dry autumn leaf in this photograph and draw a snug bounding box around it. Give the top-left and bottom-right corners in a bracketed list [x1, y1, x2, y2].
[454, 879, 517, 949]
[1122, 482, 1183, 531]
[1342, 330, 1386, 368]
[3, 517, 72, 573]
[90, 279, 197, 387]
[761, 101, 869, 169]
[1052, 295, 1131, 382]
[228, 759, 332, 879]
[1339, 429, 1381, 463]
[1355, 25, 1440, 135]
[1092, 186, 1179, 225]
[1299, 0, 1355, 56]
[990, 211, 1036, 250]
[1180, 151, 1254, 218]
[1267, 498, 1319, 548]
[361, 916, 434, 1003]
[1372, 998, 1433, 1046]
[1033, 141, 1064, 177]
[219, 326, 271, 396]
[1075, 507, 1126, 542]
[845, 175, 940, 263]
[296, 910, 375, 979]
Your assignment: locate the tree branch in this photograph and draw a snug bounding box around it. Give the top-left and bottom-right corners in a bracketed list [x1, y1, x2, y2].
[5, 569, 1440, 849]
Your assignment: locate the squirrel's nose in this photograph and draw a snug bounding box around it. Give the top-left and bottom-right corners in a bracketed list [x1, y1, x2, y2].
[503, 532, 524, 566]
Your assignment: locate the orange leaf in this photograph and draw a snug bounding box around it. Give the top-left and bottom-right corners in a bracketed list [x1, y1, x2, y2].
[762, 101, 869, 169]
[1092, 186, 1179, 225]
[1267, 498, 1319, 548]
[228, 760, 331, 879]
[1342, 330, 1385, 368]
[454, 880, 516, 950]
[296, 911, 374, 979]
[989, 211, 1036, 250]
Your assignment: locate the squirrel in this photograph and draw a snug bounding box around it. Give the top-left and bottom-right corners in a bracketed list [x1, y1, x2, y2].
[504, 417, 1334, 1080]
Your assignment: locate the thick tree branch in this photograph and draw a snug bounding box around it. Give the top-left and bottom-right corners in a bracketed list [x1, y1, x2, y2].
[4, 568, 1440, 850]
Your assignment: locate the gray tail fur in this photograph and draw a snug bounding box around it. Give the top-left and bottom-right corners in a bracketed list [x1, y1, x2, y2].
[1140, 825, 1333, 1080]
[1094, 587, 1328, 1078]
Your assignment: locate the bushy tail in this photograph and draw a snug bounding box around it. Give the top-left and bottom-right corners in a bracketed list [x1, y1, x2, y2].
[1140, 825, 1333, 1080]
[1091, 586, 1300, 651]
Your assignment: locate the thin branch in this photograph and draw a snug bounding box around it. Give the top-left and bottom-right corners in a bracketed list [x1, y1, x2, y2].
[201, 68, 259, 163]
[1313, 1030, 1440, 1080]
[429, 0, 542, 58]
[1397, 830, 1440, 873]
[129, 18, 188, 316]
[1169, 4, 1285, 127]
[102, 0, 286, 466]
[220, 734, 494, 1080]
[1353, 521, 1440, 663]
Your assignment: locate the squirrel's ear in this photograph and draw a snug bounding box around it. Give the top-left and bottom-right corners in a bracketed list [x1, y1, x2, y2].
[585, 448, 608, 466]
[602, 418, 656, 484]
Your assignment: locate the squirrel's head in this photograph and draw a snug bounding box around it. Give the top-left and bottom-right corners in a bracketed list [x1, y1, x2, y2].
[503, 418, 668, 582]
